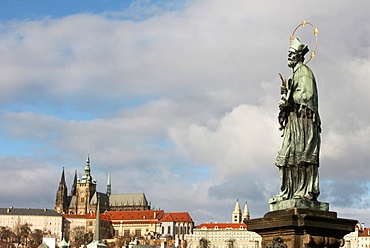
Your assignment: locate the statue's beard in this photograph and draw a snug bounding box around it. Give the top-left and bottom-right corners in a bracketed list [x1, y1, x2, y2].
[288, 59, 297, 68]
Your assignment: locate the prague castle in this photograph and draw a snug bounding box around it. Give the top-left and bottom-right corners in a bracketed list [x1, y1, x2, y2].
[55, 155, 150, 215]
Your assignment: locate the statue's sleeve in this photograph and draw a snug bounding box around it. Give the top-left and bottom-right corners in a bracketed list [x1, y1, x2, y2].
[292, 66, 316, 111]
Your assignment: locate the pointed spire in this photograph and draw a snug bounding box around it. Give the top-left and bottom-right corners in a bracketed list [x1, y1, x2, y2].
[87, 152, 90, 163]
[81, 153, 93, 184]
[242, 201, 250, 221]
[106, 169, 111, 197]
[70, 170, 77, 196]
[94, 195, 101, 242]
[55, 167, 68, 214]
[232, 199, 242, 223]
[60, 167, 66, 185]
[233, 199, 241, 212]
[87, 194, 106, 248]
[58, 167, 67, 192]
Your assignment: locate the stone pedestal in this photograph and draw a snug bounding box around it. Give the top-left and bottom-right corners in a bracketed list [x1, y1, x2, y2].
[246, 207, 357, 248]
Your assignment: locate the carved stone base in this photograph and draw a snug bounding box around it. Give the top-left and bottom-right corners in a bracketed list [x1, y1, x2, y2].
[245, 208, 357, 248]
[268, 198, 329, 211]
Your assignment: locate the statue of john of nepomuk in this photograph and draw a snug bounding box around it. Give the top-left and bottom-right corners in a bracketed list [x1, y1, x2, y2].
[275, 37, 321, 201]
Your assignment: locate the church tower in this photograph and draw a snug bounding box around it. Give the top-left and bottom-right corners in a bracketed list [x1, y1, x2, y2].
[70, 170, 77, 196]
[232, 199, 242, 223]
[106, 170, 111, 197]
[242, 201, 250, 222]
[76, 154, 97, 215]
[55, 167, 68, 214]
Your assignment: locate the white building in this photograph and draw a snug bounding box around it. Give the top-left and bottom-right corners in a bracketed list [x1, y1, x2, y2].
[184, 222, 261, 248]
[184, 200, 261, 248]
[232, 200, 250, 224]
[358, 227, 370, 248]
[160, 212, 194, 238]
[0, 207, 63, 242]
[343, 224, 370, 248]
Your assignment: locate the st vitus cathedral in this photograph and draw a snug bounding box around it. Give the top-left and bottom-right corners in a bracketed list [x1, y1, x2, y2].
[55, 155, 150, 215]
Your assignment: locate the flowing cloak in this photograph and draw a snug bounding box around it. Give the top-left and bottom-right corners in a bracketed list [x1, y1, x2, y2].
[275, 62, 321, 200]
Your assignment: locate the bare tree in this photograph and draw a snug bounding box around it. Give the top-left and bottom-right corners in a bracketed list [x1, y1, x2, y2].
[113, 237, 123, 248]
[30, 229, 43, 245]
[226, 239, 235, 248]
[70, 226, 86, 248]
[13, 222, 31, 245]
[0, 226, 14, 242]
[199, 238, 210, 248]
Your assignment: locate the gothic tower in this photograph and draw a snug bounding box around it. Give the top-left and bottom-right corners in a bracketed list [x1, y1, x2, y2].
[232, 199, 242, 223]
[76, 154, 97, 215]
[70, 170, 77, 196]
[55, 167, 68, 214]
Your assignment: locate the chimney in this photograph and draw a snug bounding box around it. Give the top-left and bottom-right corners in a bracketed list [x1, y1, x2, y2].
[154, 212, 156, 219]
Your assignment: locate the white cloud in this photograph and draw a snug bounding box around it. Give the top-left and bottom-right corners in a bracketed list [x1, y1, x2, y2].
[169, 103, 279, 178]
[1, 0, 370, 225]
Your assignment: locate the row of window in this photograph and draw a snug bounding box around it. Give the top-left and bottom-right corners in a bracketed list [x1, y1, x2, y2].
[114, 229, 144, 237]
[161, 225, 192, 235]
[201, 227, 245, 230]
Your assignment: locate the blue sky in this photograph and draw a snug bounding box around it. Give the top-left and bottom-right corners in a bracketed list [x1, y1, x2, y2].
[1, 0, 370, 227]
[0, 0, 188, 21]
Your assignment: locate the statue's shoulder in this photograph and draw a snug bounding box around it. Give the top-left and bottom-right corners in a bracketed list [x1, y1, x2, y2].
[295, 63, 311, 73]
[294, 64, 314, 79]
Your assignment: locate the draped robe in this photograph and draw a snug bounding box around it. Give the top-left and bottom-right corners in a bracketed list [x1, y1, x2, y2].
[275, 62, 321, 201]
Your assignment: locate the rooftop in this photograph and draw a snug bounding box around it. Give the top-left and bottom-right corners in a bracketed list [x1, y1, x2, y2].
[197, 223, 247, 230]
[0, 207, 61, 217]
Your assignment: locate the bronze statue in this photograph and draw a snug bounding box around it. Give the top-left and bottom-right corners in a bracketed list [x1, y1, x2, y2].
[275, 37, 321, 201]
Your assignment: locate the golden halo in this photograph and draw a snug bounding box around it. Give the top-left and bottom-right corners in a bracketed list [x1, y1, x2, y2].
[290, 20, 319, 64]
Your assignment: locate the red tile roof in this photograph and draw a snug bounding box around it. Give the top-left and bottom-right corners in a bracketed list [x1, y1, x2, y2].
[62, 214, 86, 219]
[197, 223, 247, 230]
[359, 228, 370, 237]
[62, 210, 193, 224]
[62, 213, 110, 221]
[85, 212, 111, 221]
[160, 212, 193, 223]
[106, 210, 164, 223]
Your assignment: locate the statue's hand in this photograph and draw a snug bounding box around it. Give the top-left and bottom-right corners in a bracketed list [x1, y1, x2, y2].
[280, 86, 287, 95]
[279, 95, 288, 109]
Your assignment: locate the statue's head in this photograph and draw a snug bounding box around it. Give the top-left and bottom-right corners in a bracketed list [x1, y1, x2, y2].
[288, 37, 309, 68]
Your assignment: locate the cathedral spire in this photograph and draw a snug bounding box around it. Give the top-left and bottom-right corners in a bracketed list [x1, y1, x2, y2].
[106, 169, 111, 197]
[60, 167, 66, 185]
[81, 153, 94, 184]
[70, 170, 77, 196]
[55, 167, 68, 214]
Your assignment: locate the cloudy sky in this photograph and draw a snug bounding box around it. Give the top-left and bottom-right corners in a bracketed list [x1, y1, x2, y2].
[1, 0, 370, 226]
